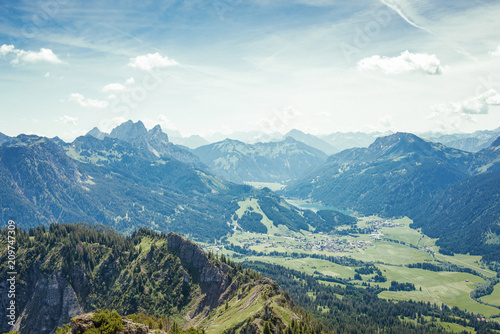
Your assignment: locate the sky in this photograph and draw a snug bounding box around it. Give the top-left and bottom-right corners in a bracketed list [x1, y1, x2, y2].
[1, 0, 500, 141]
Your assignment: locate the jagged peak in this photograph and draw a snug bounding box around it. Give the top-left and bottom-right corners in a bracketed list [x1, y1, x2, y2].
[86, 127, 108, 140]
[146, 124, 169, 141]
[109, 120, 148, 142]
[150, 124, 163, 133]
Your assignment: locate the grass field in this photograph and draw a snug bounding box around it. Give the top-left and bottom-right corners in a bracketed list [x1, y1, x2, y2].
[215, 213, 500, 320]
[376, 265, 500, 317]
[351, 240, 433, 265]
[480, 282, 500, 307]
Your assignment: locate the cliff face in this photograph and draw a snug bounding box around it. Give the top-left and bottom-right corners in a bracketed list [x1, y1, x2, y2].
[9, 269, 84, 334]
[167, 233, 232, 310]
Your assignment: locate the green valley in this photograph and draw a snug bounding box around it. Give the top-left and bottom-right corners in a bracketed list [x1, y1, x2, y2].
[208, 215, 500, 322]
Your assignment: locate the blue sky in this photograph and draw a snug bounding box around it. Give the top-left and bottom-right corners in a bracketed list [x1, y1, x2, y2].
[1, 0, 500, 140]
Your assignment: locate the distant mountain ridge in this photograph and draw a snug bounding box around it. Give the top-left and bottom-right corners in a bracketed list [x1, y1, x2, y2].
[169, 134, 209, 149]
[285, 132, 480, 217]
[421, 127, 500, 152]
[319, 131, 392, 152]
[194, 137, 328, 183]
[284, 129, 338, 155]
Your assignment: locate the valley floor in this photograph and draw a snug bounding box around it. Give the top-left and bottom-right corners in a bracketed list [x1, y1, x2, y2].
[204, 215, 500, 321]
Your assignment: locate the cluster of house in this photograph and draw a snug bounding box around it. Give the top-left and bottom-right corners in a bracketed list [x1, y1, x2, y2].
[232, 233, 373, 254]
[365, 219, 402, 228]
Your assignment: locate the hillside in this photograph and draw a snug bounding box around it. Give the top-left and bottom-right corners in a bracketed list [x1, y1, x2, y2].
[194, 137, 327, 183]
[0, 224, 303, 334]
[410, 168, 500, 261]
[285, 132, 474, 217]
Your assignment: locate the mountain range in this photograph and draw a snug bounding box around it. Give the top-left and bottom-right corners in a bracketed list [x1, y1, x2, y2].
[421, 127, 500, 152]
[2, 121, 500, 260]
[193, 137, 328, 183]
[0, 121, 348, 241]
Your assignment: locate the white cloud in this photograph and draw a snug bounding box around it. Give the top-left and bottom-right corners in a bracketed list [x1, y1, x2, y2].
[128, 52, 178, 71]
[379, 114, 393, 128]
[357, 50, 443, 75]
[102, 83, 128, 92]
[491, 45, 500, 56]
[429, 89, 500, 132]
[0, 44, 63, 65]
[258, 106, 302, 133]
[69, 93, 109, 109]
[57, 115, 78, 126]
[125, 77, 135, 85]
[143, 115, 178, 131]
[0, 44, 15, 56]
[158, 114, 177, 130]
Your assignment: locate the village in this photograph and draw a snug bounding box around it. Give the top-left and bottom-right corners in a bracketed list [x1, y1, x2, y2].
[204, 218, 408, 256]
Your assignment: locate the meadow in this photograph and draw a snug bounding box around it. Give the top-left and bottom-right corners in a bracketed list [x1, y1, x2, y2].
[215, 215, 500, 320]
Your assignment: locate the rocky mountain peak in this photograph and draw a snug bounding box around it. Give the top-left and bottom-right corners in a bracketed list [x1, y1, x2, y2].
[368, 132, 432, 158]
[86, 127, 108, 140]
[145, 124, 169, 142]
[109, 120, 147, 142]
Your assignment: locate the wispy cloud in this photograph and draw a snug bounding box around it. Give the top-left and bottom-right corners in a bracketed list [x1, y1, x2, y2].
[128, 52, 178, 71]
[56, 115, 78, 126]
[0, 44, 63, 65]
[102, 83, 128, 92]
[68, 93, 108, 109]
[380, 0, 434, 35]
[357, 50, 442, 75]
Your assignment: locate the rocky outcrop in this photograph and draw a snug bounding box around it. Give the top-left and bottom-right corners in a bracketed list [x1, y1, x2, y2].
[109, 120, 148, 142]
[70, 313, 153, 334]
[167, 233, 232, 311]
[13, 270, 84, 334]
